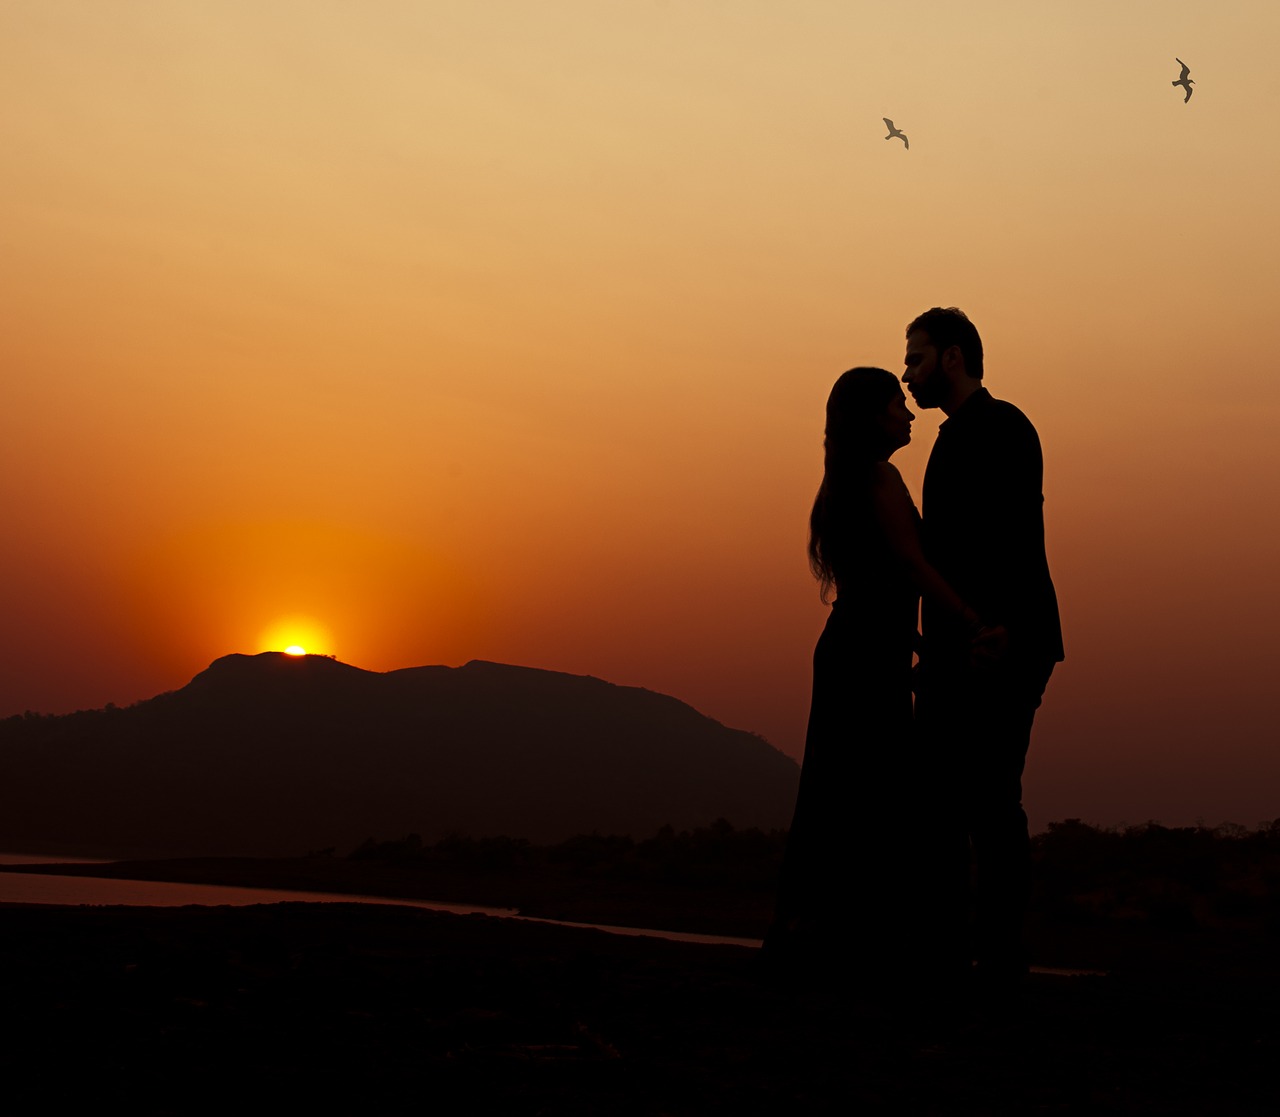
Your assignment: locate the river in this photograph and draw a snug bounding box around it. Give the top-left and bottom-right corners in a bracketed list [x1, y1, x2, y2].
[0, 854, 1100, 974]
[0, 852, 763, 948]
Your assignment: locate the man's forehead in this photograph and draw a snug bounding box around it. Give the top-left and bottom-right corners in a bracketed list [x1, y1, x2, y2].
[905, 330, 933, 356]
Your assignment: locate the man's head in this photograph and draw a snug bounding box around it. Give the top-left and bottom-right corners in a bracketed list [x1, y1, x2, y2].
[902, 307, 983, 414]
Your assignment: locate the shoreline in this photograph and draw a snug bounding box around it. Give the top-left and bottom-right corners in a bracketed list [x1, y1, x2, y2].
[1, 856, 1253, 979]
[0, 854, 776, 939]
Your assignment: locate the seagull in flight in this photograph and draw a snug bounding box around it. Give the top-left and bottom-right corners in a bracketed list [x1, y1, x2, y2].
[1172, 58, 1194, 102]
[883, 118, 908, 150]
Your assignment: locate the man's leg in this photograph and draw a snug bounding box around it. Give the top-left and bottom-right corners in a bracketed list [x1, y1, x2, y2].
[963, 662, 1053, 993]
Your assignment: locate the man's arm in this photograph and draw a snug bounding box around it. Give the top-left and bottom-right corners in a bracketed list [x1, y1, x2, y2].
[972, 406, 1055, 654]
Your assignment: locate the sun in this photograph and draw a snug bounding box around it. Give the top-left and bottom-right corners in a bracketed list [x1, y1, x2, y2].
[258, 615, 333, 658]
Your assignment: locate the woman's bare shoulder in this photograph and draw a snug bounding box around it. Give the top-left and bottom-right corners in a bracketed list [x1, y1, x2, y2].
[869, 462, 919, 522]
[870, 461, 908, 490]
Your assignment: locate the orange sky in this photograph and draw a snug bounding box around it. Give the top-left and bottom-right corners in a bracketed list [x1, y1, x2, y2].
[3, 1, 1278, 831]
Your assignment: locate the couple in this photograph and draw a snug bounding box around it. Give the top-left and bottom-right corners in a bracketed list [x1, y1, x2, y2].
[769, 307, 1064, 1003]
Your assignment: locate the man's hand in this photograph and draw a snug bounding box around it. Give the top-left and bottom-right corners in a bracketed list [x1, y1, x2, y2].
[970, 624, 1009, 668]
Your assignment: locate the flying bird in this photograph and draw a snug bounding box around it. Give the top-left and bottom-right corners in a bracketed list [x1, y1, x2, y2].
[883, 118, 908, 150]
[1172, 58, 1194, 103]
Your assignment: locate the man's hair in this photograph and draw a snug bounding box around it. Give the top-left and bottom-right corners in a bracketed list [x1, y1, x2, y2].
[906, 306, 984, 380]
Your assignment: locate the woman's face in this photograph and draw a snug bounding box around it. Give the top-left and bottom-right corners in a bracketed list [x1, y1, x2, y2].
[877, 390, 915, 453]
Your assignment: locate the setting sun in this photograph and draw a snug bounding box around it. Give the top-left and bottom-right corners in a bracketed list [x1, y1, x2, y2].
[4, 0, 1280, 838]
[259, 617, 333, 658]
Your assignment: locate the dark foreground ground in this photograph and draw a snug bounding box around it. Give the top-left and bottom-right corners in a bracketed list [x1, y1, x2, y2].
[3, 898, 1278, 1116]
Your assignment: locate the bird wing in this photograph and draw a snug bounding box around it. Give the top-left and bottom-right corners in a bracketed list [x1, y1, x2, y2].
[902, 135, 909, 150]
[1176, 58, 1191, 80]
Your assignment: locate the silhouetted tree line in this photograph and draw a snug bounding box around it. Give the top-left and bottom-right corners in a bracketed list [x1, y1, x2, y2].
[4, 702, 135, 729]
[347, 817, 1280, 933]
[1032, 818, 1280, 933]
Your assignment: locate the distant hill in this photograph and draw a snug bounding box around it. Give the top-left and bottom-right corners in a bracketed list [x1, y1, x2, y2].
[0, 654, 800, 858]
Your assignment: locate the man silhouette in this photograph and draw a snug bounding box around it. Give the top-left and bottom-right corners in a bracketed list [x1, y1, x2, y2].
[902, 307, 1064, 1003]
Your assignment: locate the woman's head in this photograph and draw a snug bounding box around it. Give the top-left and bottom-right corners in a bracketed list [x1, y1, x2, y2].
[823, 367, 913, 464]
[809, 367, 913, 600]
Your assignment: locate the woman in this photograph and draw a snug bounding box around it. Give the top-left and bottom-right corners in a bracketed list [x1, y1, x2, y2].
[766, 367, 995, 986]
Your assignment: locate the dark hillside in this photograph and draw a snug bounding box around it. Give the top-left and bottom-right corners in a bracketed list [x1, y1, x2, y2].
[0, 653, 799, 858]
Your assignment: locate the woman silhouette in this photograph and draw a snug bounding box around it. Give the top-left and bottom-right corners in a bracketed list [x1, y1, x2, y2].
[766, 368, 997, 988]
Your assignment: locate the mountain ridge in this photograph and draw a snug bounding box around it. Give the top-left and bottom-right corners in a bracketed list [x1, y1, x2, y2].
[0, 653, 799, 858]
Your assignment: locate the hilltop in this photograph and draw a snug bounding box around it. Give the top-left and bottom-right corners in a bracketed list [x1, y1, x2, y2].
[0, 653, 799, 858]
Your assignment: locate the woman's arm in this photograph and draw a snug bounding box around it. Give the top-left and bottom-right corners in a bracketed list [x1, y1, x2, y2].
[870, 462, 985, 633]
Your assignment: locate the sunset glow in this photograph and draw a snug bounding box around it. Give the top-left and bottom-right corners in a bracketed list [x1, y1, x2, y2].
[259, 618, 332, 660]
[2, 1, 1279, 831]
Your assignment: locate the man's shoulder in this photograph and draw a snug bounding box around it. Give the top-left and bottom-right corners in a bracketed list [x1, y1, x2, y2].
[974, 391, 1041, 439]
[974, 389, 1026, 419]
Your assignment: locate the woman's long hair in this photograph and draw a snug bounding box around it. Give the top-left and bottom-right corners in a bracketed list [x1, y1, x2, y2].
[808, 367, 902, 603]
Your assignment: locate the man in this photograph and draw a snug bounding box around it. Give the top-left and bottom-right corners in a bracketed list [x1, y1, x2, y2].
[902, 307, 1064, 1000]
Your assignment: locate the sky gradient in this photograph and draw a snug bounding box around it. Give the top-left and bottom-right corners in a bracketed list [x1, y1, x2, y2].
[3, 1, 1278, 832]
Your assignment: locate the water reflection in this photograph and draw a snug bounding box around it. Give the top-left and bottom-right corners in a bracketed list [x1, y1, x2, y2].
[0, 868, 512, 916]
[0, 866, 758, 947]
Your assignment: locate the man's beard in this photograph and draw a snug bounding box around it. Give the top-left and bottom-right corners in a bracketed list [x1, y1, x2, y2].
[909, 368, 948, 409]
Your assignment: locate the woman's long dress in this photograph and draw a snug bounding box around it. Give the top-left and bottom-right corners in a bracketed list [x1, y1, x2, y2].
[767, 522, 920, 980]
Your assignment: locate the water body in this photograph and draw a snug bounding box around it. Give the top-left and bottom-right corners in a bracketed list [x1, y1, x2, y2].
[0, 856, 1101, 972]
[0, 857, 761, 948]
